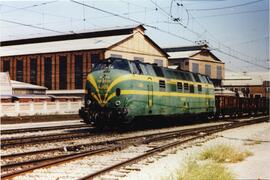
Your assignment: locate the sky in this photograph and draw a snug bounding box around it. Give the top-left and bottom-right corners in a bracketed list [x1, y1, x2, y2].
[0, 0, 269, 73]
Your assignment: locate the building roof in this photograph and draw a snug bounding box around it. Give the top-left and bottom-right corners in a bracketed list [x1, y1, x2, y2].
[163, 44, 208, 52]
[47, 89, 84, 95]
[214, 87, 236, 96]
[0, 34, 131, 56]
[167, 50, 201, 59]
[12, 94, 51, 99]
[0, 72, 47, 96]
[0, 24, 169, 58]
[164, 44, 222, 62]
[11, 80, 47, 90]
[1, 24, 145, 46]
[223, 71, 270, 86]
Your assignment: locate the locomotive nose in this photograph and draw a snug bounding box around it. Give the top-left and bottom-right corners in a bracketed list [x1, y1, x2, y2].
[98, 72, 111, 104]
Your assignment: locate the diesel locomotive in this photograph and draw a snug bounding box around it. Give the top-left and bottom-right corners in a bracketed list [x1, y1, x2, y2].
[79, 58, 216, 128]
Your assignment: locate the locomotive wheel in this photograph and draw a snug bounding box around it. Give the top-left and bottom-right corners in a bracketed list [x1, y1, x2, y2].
[93, 113, 106, 130]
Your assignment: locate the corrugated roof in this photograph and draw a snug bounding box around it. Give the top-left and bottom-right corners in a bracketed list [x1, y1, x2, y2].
[167, 50, 201, 59]
[12, 95, 51, 99]
[46, 89, 84, 94]
[163, 44, 208, 52]
[1, 24, 143, 45]
[11, 80, 47, 90]
[223, 72, 270, 86]
[0, 34, 131, 57]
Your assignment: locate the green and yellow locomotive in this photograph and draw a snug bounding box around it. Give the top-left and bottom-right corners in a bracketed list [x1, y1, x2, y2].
[79, 58, 215, 128]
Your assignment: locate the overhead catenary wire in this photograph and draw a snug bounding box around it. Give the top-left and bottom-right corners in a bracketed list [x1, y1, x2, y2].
[70, 0, 195, 44]
[212, 47, 269, 70]
[0, 0, 58, 14]
[0, 3, 82, 21]
[1, 1, 268, 71]
[70, 0, 268, 70]
[188, 9, 269, 19]
[188, 0, 264, 11]
[0, 19, 65, 34]
[168, 0, 268, 70]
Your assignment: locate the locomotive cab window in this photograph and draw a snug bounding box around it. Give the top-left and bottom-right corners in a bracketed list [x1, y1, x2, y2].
[159, 80, 166, 91]
[177, 82, 183, 91]
[193, 74, 201, 82]
[131, 61, 141, 74]
[184, 83, 189, 91]
[176, 71, 185, 80]
[145, 64, 156, 76]
[110, 59, 130, 72]
[153, 66, 164, 77]
[135, 61, 144, 74]
[138, 63, 149, 75]
[93, 59, 130, 72]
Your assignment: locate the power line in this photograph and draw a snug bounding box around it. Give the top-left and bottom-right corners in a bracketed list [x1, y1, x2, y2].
[71, 0, 268, 70]
[213, 47, 269, 70]
[189, 0, 264, 11]
[152, 0, 268, 70]
[150, 0, 202, 38]
[177, 2, 269, 70]
[0, 3, 82, 21]
[1, 1, 58, 14]
[231, 36, 269, 45]
[189, 9, 268, 19]
[0, 19, 65, 34]
[70, 0, 195, 43]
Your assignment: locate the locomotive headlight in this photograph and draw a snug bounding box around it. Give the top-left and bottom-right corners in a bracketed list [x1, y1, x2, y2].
[86, 99, 91, 105]
[115, 100, 121, 107]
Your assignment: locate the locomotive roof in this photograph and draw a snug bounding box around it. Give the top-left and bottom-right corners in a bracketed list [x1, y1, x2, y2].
[106, 57, 209, 77]
[104, 57, 212, 83]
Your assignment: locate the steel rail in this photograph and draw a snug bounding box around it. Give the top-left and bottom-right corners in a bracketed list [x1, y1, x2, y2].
[79, 116, 269, 179]
[1, 129, 97, 149]
[1, 116, 268, 179]
[1, 124, 91, 135]
[1, 122, 234, 178]
[1, 121, 232, 160]
[1, 123, 230, 171]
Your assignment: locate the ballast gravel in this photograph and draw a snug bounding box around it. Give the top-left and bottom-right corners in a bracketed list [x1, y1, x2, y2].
[122, 121, 270, 180]
[1, 119, 84, 130]
[1, 121, 228, 155]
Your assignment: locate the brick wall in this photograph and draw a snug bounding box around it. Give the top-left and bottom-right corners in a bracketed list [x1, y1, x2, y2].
[0, 50, 104, 90]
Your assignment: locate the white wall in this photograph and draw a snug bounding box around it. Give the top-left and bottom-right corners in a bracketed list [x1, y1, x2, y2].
[0, 100, 82, 117]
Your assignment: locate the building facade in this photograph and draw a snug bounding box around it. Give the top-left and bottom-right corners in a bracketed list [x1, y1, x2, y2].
[164, 45, 225, 87]
[0, 25, 168, 95]
[222, 72, 270, 98]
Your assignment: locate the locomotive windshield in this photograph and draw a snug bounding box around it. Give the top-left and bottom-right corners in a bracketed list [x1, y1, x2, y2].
[92, 59, 130, 72]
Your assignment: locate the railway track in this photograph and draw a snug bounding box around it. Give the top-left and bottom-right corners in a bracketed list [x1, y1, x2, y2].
[81, 116, 269, 179]
[1, 116, 268, 179]
[1, 123, 91, 135]
[1, 128, 97, 149]
[1, 123, 229, 173]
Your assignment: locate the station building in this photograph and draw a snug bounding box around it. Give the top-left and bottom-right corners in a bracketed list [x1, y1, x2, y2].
[164, 44, 225, 87]
[0, 25, 168, 95]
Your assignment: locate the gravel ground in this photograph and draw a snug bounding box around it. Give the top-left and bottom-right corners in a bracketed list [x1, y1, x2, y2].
[123, 121, 270, 180]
